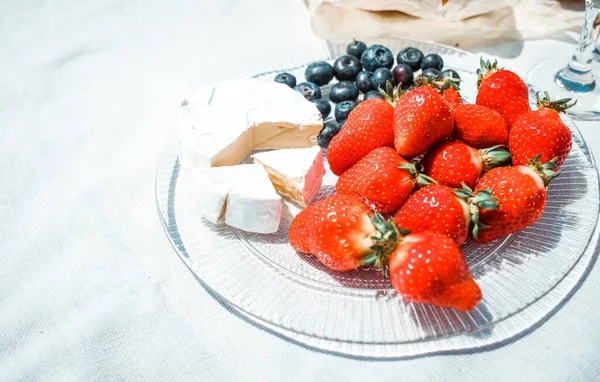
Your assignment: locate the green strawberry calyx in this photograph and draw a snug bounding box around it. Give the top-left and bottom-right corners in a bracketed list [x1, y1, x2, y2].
[526, 153, 561, 188]
[397, 162, 438, 187]
[535, 91, 577, 113]
[378, 81, 403, 105]
[414, 75, 461, 95]
[361, 212, 409, 275]
[479, 145, 513, 172]
[476, 57, 503, 88]
[453, 183, 500, 241]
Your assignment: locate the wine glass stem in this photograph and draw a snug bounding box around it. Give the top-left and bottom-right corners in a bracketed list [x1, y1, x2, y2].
[556, 0, 600, 92]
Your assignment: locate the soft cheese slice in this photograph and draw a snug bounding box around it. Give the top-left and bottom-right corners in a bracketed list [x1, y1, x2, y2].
[179, 79, 323, 172]
[191, 164, 282, 234]
[252, 147, 325, 207]
[180, 105, 251, 170]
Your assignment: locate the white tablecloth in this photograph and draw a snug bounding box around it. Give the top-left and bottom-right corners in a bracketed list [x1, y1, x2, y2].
[1, 1, 598, 380]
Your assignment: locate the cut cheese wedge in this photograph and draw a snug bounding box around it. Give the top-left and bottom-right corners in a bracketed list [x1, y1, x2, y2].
[252, 147, 325, 207]
[179, 79, 323, 172]
[191, 164, 282, 234]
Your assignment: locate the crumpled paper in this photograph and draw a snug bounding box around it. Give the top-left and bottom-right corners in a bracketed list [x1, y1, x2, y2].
[309, 0, 584, 48]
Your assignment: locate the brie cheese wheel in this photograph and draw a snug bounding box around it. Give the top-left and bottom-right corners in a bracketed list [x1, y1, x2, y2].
[179, 79, 323, 171]
[252, 146, 325, 207]
[191, 164, 282, 234]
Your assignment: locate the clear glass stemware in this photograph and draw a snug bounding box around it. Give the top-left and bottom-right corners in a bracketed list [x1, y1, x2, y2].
[527, 0, 600, 120]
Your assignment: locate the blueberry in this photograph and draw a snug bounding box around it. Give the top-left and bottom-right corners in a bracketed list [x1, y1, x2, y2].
[318, 121, 342, 148]
[311, 99, 331, 119]
[347, 40, 367, 59]
[420, 68, 441, 81]
[421, 54, 444, 71]
[333, 55, 362, 81]
[305, 62, 334, 86]
[329, 81, 359, 103]
[392, 64, 414, 90]
[294, 82, 321, 101]
[274, 72, 297, 88]
[360, 44, 394, 72]
[441, 69, 461, 81]
[355, 71, 374, 93]
[364, 90, 385, 100]
[396, 47, 424, 71]
[334, 100, 357, 122]
[371, 68, 396, 91]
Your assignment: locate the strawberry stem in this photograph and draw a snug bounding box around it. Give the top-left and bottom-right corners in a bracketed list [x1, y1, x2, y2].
[363, 212, 402, 272]
[378, 81, 402, 105]
[526, 154, 561, 187]
[535, 91, 577, 113]
[397, 162, 438, 187]
[476, 57, 503, 88]
[479, 145, 512, 172]
[452, 183, 500, 241]
[414, 75, 461, 94]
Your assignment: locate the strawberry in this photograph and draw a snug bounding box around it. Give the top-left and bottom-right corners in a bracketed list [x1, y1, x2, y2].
[327, 98, 395, 176]
[451, 103, 509, 149]
[394, 85, 454, 158]
[509, 91, 574, 168]
[420, 139, 512, 189]
[289, 194, 399, 271]
[335, 146, 435, 214]
[388, 230, 482, 311]
[443, 86, 461, 107]
[473, 155, 559, 243]
[475, 58, 530, 129]
[394, 184, 499, 245]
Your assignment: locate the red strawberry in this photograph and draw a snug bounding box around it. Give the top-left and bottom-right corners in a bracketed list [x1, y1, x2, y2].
[388, 230, 482, 311]
[327, 98, 395, 176]
[509, 91, 573, 167]
[452, 103, 509, 149]
[443, 86, 461, 107]
[394, 85, 454, 158]
[289, 194, 398, 271]
[415, 74, 462, 108]
[421, 139, 512, 189]
[394, 184, 499, 245]
[473, 155, 559, 243]
[336, 147, 434, 214]
[476, 58, 530, 129]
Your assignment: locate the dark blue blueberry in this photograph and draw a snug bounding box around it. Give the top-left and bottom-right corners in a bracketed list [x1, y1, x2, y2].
[392, 64, 414, 90]
[371, 68, 396, 91]
[334, 100, 357, 122]
[318, 121, 342, 148]
[311, 99, 331, 119]
[329, 81, 359, 103]
[420, 54, 444, 71]
[364, 90, 385, 100]
[274, 72, 297, 88]
[360, 45, 394, 72]
[441, 69, 461, 81]
[355, 71, 374, 93]
[420, 68, 441, 81]
[396, 47, 424, 71]
[347, 40, 367, 59]
[305, 62, 334, 86]
[294, 82, 321, 101]
[333, 55, 362, 81]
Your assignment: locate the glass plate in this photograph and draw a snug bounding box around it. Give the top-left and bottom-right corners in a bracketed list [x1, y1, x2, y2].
[156, 39, 600, 358]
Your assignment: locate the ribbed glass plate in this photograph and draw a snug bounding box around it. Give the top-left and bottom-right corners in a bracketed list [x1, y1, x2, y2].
[156, 39, 600, 358]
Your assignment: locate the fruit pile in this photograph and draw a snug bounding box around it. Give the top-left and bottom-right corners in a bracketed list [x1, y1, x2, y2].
[280, 42, 575, 312]
[274, 42, 459, 149]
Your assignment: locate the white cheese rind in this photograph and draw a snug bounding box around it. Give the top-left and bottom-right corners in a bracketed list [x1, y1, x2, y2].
[252, 146, 325, 207]
[178, 79, 323, 172]
[191, 165, 282, 234]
